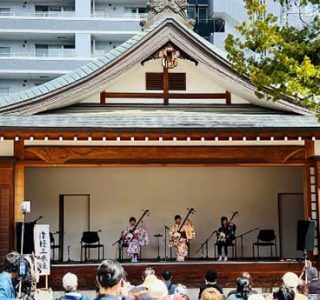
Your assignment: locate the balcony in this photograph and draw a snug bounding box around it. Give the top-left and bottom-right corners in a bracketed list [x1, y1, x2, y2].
[0, 51, 90, 74]
[0, 11, 76, 18]
[0, 17, 141, 34]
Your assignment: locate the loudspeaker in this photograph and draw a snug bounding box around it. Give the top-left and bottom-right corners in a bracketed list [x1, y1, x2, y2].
[297, 220, 315, 251]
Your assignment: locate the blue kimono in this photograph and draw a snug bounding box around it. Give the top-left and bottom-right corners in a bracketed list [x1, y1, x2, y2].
[0, 272, 16, 300]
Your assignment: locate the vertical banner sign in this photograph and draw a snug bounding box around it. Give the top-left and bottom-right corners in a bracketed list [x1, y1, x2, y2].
[34, 224, 51, 276]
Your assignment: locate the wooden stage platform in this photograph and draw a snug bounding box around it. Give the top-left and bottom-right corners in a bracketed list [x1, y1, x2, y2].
[48, 260, 304, 290]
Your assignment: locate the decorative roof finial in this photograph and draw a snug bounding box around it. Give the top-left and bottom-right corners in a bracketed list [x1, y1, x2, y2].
[143, 0, 195, 30]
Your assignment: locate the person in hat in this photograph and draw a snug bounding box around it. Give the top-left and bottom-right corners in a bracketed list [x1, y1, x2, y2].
[282, 272, 307, 300]
[141, 274, 169, 300]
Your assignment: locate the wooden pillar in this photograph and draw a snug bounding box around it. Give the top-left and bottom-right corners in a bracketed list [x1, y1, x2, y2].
[304, 140, 319, 261]
[14, 140, 25, 222]
[163, 67, 169, 105]
[0, 159, 15, 262]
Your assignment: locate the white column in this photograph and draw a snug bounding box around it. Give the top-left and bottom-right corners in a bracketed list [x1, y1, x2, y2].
[75, 33, 91, 58]
[76, 0, 91, 18]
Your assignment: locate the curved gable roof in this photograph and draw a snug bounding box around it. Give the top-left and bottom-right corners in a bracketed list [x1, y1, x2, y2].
[0, 18, 313, 116]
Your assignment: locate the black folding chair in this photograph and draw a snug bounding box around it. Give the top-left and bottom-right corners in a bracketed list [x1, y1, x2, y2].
[80, 231, 105, 262]
[252, 229, 277, 258]
[50, 232, 62, 262]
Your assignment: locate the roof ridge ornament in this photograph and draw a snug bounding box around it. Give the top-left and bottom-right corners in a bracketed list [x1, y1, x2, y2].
[143, 0, 195, 30]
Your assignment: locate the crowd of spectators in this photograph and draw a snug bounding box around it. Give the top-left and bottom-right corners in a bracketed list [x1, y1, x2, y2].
[1, 252, 320, 300]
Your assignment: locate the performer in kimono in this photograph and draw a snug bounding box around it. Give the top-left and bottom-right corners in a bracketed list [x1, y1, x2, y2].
[121, 217, 150, 263]
[169, 215, 195, 262]
[216, 216, 236, 261]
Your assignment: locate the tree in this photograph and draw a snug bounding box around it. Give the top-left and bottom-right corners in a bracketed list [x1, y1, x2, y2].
[225, 0, 320, 111]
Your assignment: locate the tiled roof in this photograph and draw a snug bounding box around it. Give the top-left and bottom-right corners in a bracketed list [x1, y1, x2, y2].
[0, 18, 313, 117]
[0, 109, 318, 129]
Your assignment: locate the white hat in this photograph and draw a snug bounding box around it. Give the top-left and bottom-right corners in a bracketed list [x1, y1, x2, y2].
[142, 275, 168, 299]
[62, 272, 78, 292]
[282, 272, 299, 288]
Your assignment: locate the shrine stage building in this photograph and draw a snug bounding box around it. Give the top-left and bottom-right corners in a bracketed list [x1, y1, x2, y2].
[0, 15, 319, 290]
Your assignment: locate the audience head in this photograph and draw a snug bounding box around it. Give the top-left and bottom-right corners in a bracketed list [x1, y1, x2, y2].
[142, 274, 168, 299]
[162, 270, 172, 281]
[273, 286, 295, 300]
[282, 272, 299, 289]
[62, 272, 78, 292]
[242, 272, 253, 286]
[3, 251, 20, 277]
[201, 288, 222, 300]
[142, 267, 156, 280]
[205, 270, 218, 283]
[97, 259, 125, 290]
[174, 284, 189, 300]
[306, 267, 319, 282]
[236, 276, 251, 299]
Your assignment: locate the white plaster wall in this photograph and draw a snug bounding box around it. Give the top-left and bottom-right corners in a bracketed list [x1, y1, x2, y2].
[0, 141, 14, 156]
[25, 166, 303, 261]
[82, 60, 250, 104]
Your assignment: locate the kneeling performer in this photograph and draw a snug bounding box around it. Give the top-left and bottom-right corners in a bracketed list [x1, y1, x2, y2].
[121, 217, 150, 263]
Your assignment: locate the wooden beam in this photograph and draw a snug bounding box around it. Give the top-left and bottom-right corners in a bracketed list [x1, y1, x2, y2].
[101, 92, 229, 100]
[0, 130, 319, 141]
[23, 145, 306, 165]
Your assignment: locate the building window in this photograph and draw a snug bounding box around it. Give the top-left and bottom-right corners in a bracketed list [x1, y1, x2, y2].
[0, 7, 11, 16]
[35, 44, 75, 57]
[213, 18, 225, 32]
[146, 73, 186, 91]
[0, 47, 10, 56]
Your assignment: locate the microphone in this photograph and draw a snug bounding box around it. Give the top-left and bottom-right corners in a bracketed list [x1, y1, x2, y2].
[33, 216, 43, 224]
[97, 229, 102, 233]
[165, 225, 170, 230]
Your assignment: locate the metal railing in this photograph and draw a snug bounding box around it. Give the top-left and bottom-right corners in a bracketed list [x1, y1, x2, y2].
[0, 49, 76, 58]
[0, 11, 147, 20]
[0, 11, 76, 18]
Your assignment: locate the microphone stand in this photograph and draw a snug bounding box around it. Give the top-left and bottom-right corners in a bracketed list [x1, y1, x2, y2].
[195, 230, 218, 259]
[164, 225, 169, 261]
[234, 227, 259, 258]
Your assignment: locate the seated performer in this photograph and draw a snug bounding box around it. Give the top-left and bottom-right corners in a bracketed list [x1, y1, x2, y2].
[169, 215, 195, 262]
[216, 216, 236, 261]
[121, 217, 149, 263]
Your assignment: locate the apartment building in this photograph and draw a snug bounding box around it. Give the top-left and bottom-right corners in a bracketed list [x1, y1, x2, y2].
[0, 0, 315, 94]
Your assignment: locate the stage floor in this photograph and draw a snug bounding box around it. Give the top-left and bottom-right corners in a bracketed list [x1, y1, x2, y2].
[47, 260, 304, 290]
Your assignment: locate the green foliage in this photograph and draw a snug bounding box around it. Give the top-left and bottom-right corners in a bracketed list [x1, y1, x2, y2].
[225, 0, 320, 111]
